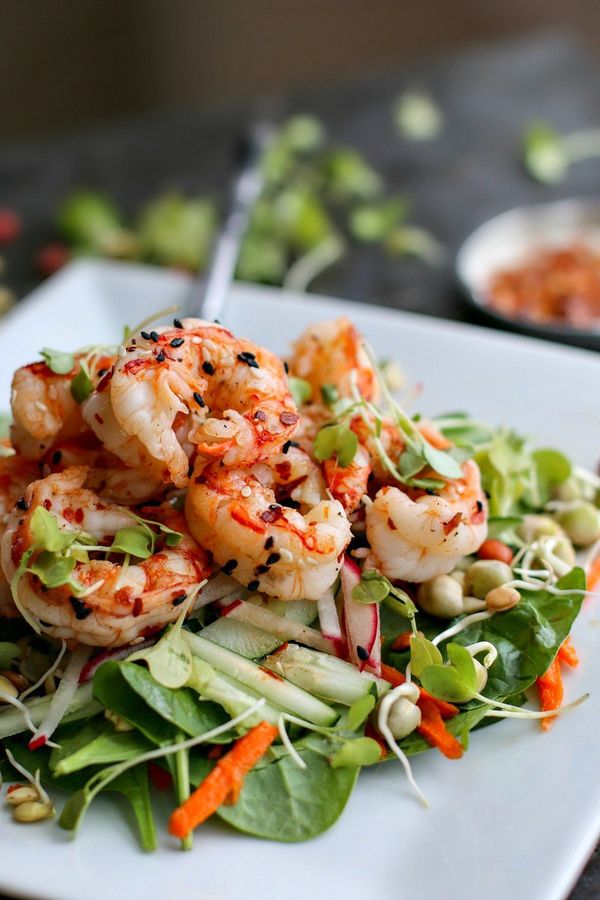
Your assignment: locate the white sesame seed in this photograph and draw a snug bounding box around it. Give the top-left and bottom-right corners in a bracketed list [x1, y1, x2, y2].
[279, 548, 293, 563]
[241, 486, 252, 498]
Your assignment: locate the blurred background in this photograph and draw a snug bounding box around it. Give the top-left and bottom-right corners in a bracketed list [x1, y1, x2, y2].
[3, 0, 600, 141]
[2, 1, 600, 346]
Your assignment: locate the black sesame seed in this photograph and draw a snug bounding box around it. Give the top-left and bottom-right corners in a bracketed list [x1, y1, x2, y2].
[150, 331, 159, 343]
[143, 499, 161, 507]
[51, 450, 62, 465]
[356, 645, 369, 661]
[476, 500, 483, 512]
[280, 498, 301, 509]
[247, 580, 260, 592]
[140, 331, 151, 340]
[237, 353, 259, 369]
[97, 368, 108, 378]
[255, 565, 269, 575]
[172, 593, 187, 606]
[282, 440, 300, 455]
[70, 597, 92, 620]
[173, 318, 183, 329]
[264, 536, 274, 550]
[156, 351, 166, 362]
[202, 361, 215, 375]
[266, 552, 280, 566]
[193, 391, 205, 408]
[284, 361, 289, 373]
[170, 337, 185, 348]
[221, 559, 238, 575]
[16, 496, 28, 511]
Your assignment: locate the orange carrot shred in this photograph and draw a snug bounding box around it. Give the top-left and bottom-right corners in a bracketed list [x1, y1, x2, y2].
[587, 555, 600, 592]
[380, 662, 459, 720]
[536, 656, 564, 731]
[390, 631, 412, 652]
[168, 721, 278, 839]
[557, 636, 579, 668]
[416, 695, 464, 759]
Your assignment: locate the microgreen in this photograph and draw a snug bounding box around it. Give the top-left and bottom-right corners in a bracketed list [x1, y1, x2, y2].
[314, 423, 359, 468]
[129, 591, 199, 689]
[321, 383, 339, 406]
[408, 634, 443, 679]
[288, 375, 311, 407]
[419, 642, 478, 703]
[0, 642, 20, 668]
[352, 570, 417, 624]
[522, 122, 600, 185]
[70, 366, 94, 404]
[330, 737, 382, 768]
[110, 527, 154, 559]
[40, 348, 76, 375]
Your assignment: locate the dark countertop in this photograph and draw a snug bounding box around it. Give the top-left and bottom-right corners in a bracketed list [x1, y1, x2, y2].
[0, 30, 598, 899]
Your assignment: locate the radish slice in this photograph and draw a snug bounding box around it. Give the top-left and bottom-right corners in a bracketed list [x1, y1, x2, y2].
[218, 598, 335, 654]
[79, 638, 157, 683]
[317, 588, 345, 655]
[28, 645, 92, 750]
[341, 557, 382, 675]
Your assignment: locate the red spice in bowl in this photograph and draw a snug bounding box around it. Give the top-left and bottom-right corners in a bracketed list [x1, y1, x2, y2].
[487, 244, 600, 329]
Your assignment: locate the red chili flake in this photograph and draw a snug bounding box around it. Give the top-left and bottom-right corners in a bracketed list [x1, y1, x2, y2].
[132, 597, 143, 617]
[443, 512, 462, 535]
[259, 666, 284, 681]
[387, 517, 397, 531]
[74, 508, 84, 524]
[96, 371, 112, 393]
[42, 498, 52, 511]
[207, 745, 226, 760]
[0, 209, 22, 244]
[62, 507, 75, 523]
[279, 411, 299, 427]
[275, 461, 292, 481]
[94, 413, 104, 425]
[35, 242, 70, 278]
[28, 736, 47, 751]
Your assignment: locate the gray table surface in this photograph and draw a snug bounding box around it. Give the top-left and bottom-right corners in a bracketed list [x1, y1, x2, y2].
[0, 29, 598, 900]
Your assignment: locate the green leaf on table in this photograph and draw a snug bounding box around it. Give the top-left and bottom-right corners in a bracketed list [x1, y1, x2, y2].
[40, 347, 76, 375]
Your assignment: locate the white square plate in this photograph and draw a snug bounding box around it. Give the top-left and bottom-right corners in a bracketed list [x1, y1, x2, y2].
[1, 260, 599, 900]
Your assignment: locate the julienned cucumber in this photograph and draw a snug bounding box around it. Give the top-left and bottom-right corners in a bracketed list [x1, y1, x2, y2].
[183, 633, 337, 726]
[188, 659, 282, 726]
[0, 682, 99, 739]
[200, 617, 285, 660]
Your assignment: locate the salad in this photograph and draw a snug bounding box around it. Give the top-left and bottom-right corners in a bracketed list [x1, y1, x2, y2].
[0, 312, 597, 849]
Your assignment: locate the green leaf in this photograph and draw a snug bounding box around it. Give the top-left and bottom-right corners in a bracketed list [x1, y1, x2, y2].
[352, 573, 390, 604]
[40, 347, 76, 375]
[111, 526, 154, 559]
[420, 643, 478, 703]
[421, 442, 463, 479]
[129, 622, 193, 690]
[523, 122, 568, 184]
[532, 448, 571, 506]
[164, 531, 182, 547]
[29, 506, 77, 553]
[0, 642, 20, 668]
[314, 423, 358, 468]
[486, 516, 523, 541]
[342, 693, 376, 731]
[29, 551, 76, 588]
[93, 661, 177, 746]
[330, 737, 382, 768]
[409, 634, 443, 678]
[398, 449, 426, 479]
[70, 367, 94, 404]
[52, 722, 152, 776]
[216, 733, 359, 841]
[321, 383, 339, 406]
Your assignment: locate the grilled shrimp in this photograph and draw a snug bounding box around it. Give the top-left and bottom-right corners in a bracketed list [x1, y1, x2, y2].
[85, 319, 299, 488]
[251, 444, 328, 513]
[0, 452, 40, 617]
[366, 460, 488, 582]
[288, 317, 379, 403]
[11, 354, 114, 461]
[1, 467, 212, 647]
[185, 460, 352, 601]
[43, 437, 165, 505]
[323, 444, 371, 513]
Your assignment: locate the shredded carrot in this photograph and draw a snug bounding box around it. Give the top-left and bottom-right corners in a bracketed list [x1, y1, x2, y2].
[557, 636, 579, 668]
[168, 721, 278, 839]
[380, 662, 459, 720]
[536, 656, 564, 731]
[389, 631, 412, 652]
[417, 694, 464, 759]
[587, 555, 600, 592]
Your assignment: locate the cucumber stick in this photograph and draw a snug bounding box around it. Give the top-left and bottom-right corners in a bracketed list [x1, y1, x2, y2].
[0, 682, 99, 739]
[183, 633, 337, 726]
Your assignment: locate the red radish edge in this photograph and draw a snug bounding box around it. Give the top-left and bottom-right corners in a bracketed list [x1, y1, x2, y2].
[79, 639, 157, 683]
[341, 556, 382, 675]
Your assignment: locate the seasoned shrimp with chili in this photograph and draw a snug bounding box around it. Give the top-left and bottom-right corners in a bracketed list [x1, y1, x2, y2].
[85, 319, 299, 488]
[11, 353, 114, 461]
[0, 467, 212, 647]
[185, 460, 352, 601]
[0, 451, 40, 617]
[365, 459, 488, 582]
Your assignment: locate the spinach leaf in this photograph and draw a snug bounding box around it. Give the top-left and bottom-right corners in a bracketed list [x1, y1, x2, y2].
[440, 568, 585, 700]
[119, 662, 230, 740]
[52, 722, 153, 776]
[216, 733, 358, 842]
[93, 660, 176, 746]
